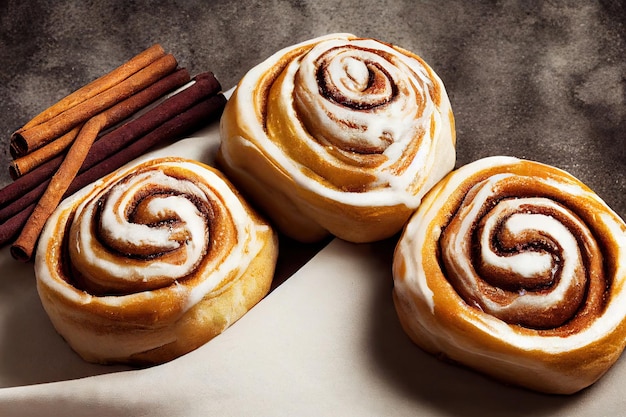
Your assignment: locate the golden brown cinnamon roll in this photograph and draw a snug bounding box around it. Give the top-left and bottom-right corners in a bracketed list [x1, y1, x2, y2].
[35, 157, 278, 365]
[392, 156, 626, 394]
[218, 33, 456, 243]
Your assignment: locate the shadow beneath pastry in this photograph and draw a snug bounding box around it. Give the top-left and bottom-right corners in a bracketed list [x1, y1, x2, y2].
[271, 233, 333, 292]
[0, 250, 131, 389]
[361, 237, 593, 417]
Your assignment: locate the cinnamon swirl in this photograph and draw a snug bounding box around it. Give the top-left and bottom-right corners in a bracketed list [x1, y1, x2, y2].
[392, 156, 626, 394]
[35, 157, 278, 365]
[218, 33, 456, 243]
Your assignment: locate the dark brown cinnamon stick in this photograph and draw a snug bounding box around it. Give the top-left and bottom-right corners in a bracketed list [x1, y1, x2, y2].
[0, 93, 227, 250]
[0, 209, 31, 247]
[73, 93, 226, 188]
[0, 72, 219, 215]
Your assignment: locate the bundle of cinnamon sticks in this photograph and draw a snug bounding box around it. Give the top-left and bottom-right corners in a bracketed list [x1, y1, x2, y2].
[1, 44, 227, 262]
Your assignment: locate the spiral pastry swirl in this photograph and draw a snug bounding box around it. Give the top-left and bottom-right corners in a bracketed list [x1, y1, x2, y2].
[392, 156, 626, 394]
[218, 33, 456, 243]
[35, 157, 278, 365]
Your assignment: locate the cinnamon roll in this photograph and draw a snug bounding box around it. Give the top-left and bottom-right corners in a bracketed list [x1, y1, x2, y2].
[218, 33, 456, 243]
[392, 156, 626, 394]
[35, 157, 278, 365]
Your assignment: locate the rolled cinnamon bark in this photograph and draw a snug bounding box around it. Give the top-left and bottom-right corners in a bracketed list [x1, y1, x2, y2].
[11, 113, 107, 262]
[0, 72, 219, 216]
[10, 68, 191, 179]
[10, 126, 82, 178]
[0, 179, 47, 224]
[11, 54, 179, 156]
[1, 93, 227, 250]
[73, 94, 227, 189]
[0, 209, 30, 246]
[15, 44, 166, 134]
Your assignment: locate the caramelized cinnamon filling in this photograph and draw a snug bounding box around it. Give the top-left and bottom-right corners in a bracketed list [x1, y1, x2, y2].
[439, 176, 608, 335]
[315, 46, 398, 111]
[64, 163, 238, 296]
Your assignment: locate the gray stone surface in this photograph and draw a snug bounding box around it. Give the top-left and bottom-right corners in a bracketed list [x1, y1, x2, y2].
[0, 0, 624, 218]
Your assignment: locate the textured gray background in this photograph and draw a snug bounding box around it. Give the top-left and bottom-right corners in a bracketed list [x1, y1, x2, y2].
[0, 0, 624, 220]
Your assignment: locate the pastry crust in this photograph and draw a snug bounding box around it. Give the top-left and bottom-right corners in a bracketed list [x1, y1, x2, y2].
[392, 156, 626, 394]
[35, 157, 278, 365]
[218, 33, 456, 243]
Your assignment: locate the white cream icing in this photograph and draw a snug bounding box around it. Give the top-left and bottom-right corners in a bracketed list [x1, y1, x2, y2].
[222, 33, 456, 209]
[394, 155, 626, 354]
[446, 179, 585, 319]
[36, 158, 268, 313]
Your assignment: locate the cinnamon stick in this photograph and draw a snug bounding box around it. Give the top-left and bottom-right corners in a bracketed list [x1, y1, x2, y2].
[9, 125, 82, 179]
[11, 54, 178, 156]
[9, 68, 191, 179]
[73, 94, 227, 188]
[0, 179, 49, 226]
[15, 44, 166, 133]
[11, 114, 107, 262]
[0, 71, 218, 215]
[1, 93, 226, 250]
[0, 209, 31, 248]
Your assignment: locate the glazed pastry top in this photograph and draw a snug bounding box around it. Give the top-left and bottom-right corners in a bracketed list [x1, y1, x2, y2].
[223, 33, 456, 209]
